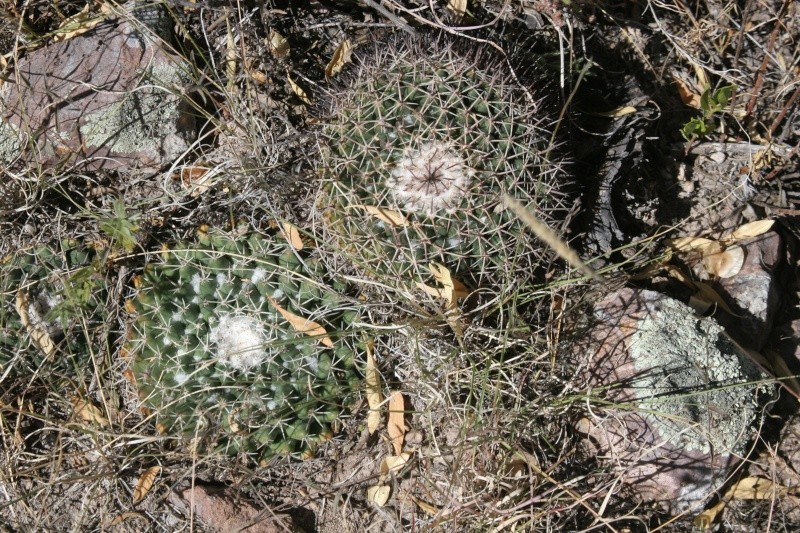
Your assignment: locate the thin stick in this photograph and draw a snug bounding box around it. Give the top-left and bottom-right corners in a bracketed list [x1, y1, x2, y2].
[503, 194, 604, 283]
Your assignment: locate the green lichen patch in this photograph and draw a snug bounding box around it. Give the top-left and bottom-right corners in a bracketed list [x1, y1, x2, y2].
[126, 230, 362, 462]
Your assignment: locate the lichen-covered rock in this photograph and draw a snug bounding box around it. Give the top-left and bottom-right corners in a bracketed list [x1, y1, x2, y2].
[125, 230, 361, 461]
[572, 288, 774, 513]
[315, 33, 569, 292]
[0, 12, 195, 176]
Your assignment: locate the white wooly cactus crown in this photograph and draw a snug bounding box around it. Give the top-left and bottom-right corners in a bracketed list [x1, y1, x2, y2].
[0, 241, 106, 378]
[126, 230, 361, 461]
[317, 32, 570, 291]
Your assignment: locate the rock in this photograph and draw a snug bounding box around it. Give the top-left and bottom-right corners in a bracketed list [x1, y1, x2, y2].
[168, 485, 295, 533]
[0, 12, 195, 176]
[572, 288, 774, 513]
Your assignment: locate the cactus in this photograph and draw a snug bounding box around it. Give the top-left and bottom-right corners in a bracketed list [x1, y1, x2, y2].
[0, 241, 106, 379]
[316, 33, 569, 292]
[126, 230, 361, 461]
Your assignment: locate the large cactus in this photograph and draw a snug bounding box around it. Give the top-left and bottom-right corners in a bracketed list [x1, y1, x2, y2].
[316, 33, 569, 293]
[125, 230, 361, 461]
[0, 241, 106, 379]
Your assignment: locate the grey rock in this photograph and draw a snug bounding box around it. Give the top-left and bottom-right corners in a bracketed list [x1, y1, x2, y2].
[0, 14, 195, 175]
[573, 288, 774, 513]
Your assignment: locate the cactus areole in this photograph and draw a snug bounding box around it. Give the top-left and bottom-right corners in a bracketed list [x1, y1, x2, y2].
[317, 33, 569, 290]
[126, 231, 360, 461]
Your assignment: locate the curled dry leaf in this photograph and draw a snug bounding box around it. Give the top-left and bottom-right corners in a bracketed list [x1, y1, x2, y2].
[447, 0, 467, 16]
[287, 74, 311, 105]
[365, 341, 383, 434]
[15, 290, 56, 359]
[133, 466, 162, 505]
[268, 30, 290, 58]
[380, 452, 412, 477]
[357, 205, 409, 227]
[267, 296, 333, 347]
[703, 244, 745, 278]
[325, 39, 352, 78]
[728, 219, 775, 243]
[667, 237, 716, 254]
[674, 76, 701, 108]
[694, 477, 796, 529]
[387, 391, 406, 456]
[71, 396, 110, 427]
[367, 485, 391, 506]
[281, 222, 304, 250]
[412, 496, 440, 516]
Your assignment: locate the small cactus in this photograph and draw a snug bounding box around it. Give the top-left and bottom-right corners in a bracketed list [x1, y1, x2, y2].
[316, 33, 569, 292]
[0, 241, 106, 379]
[126, 230, 361, 461]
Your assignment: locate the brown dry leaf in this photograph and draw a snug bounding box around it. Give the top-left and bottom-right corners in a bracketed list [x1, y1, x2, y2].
[268, 30, 290, 58]
[133, 466, 161, 505]
[178, 167, 213, 197]
[358, 205, 409, 227]
[703, 244, 745, 278]
[387, 391, 406, 456]
[447, 0, 467, 16]
[325, 39, 352, 78]
[667, 236, 716, 254]
[281, 222, 304, 250]
[728, 219, 775, 243]
[52, 5, 105, 42]
[367, 485, 391, 506]
[380, 452, 412, 477]
[694, 477, 793, 529]
[428, 263, 469, 305]
[249, 70, 268, 84]
[365, 340, 383, 435]
[412, 496, 440, 516]
[287, 74, 311, 105]
[267, 297, 333, 347]
[595, 105, 638, 118]
[72, 397, 110, 427]
[674, 76, 701, 108]
[693, 281, 736, 315]
[15, 290, 56, 359]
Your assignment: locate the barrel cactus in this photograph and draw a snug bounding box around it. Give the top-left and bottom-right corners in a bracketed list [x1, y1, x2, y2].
[125, 230, 361, 461]
[315, 33, 569, 293]
[0, 241, 106, 379]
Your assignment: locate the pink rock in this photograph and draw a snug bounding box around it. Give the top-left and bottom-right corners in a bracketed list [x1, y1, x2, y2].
[573, 288, 773, 513]
[0, 15, 195, 174]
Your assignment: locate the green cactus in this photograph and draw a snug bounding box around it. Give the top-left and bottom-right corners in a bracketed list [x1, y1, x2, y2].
[0, 241, 106, 379]
[316, 34, 569, 293]
[126, 230, 361, 461]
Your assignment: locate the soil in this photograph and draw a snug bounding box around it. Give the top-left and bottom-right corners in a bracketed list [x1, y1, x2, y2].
[0, 0, 798, 531]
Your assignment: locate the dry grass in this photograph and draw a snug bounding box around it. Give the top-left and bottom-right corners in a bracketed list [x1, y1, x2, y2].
[0, 0, 798, 531]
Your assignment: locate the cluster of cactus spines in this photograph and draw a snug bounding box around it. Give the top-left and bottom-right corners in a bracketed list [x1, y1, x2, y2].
[0, 241, 106, 379]
[316, 33, 569, 292]
[126, 230, 361, 461]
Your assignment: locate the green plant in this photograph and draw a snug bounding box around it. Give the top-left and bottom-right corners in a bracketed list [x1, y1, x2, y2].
[0, 241, 107, 379]
[316, 34, 569, 294]
[98, 198, 140, 253]
[126, 230, 361, 461]
[681, 84, 736, 140]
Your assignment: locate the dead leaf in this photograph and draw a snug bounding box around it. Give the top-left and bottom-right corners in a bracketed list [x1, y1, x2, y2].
[365, 341, 383, 435]
[594, 106, 638, 118]
[325, 39, 352, 78]
[428, 263, 469, 305]
[287, 74, 311, 105]
[692, 281, 736, 314]
[380, 452, 412, 476]
[268, 30, 290, 58]
[688, 294, 713, 314]
[367, 485, 391, 506]
[728, 219, 775, 243]
[667, 237, 716, 254]
[267, 297, 333, 347]
[178, 167, 213, 197]
[133, 466, 161, 505]
[72, 396, 110, 427]
[447, 0, 467, 16]
[225, 19, 237, 91]
[703, 244, 745, 278]
[356, 205, 409, 227]
[694, 477, 794, 529]
[281, 222, 304, 250]
[412, 496, 440, 516]
[15, 290, 56, 359]
[674, 76, 701, 108]
[249, 70, 268, 84]
[387, 391, 406, 456]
